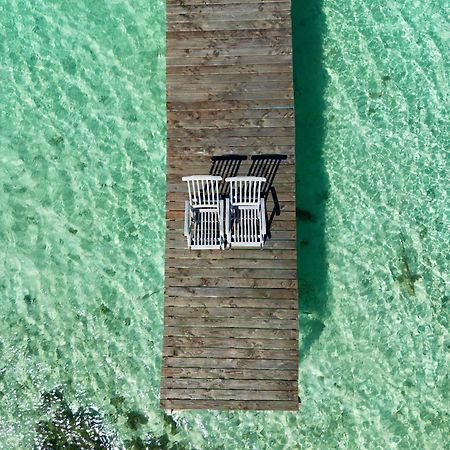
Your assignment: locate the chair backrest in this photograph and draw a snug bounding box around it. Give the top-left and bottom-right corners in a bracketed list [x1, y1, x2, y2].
[247, 154, 287, 198]
[226, 176, 266, 206]
[209, 155, 247, 197]
[182, 175, 222, 208]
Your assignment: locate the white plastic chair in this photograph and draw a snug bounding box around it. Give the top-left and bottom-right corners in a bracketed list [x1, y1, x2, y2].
[225, 176, 267, 248]
[182, 175, 224, 250]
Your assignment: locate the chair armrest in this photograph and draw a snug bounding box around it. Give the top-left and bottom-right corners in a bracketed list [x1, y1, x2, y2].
[218, 199, 225, 249]
[184, 201, 189, 237]
[225, 198, 231, 244]
[260, 198, 267, 238]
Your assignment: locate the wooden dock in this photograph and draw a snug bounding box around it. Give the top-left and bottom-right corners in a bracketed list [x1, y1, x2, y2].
[161, 0, 298, 411]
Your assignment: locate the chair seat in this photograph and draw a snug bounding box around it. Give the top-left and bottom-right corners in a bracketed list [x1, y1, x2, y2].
[228, 205, 264, 247]
[188, 208, 223, 250]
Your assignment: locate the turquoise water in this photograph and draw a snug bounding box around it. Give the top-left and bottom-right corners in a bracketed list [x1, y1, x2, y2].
[0, 0, 448, 448]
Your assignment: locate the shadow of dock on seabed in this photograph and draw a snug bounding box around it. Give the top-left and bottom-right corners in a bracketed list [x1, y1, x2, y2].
[292, 0, 330, 359]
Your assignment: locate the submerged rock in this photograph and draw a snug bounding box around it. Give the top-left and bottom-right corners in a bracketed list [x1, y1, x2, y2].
[35, 388, 114, 449]
[163, 412, 180, 436]
[49, 135, 64, 146]
[110, 395, 126, 412]
[393, 236, 421, 296]
[24, 294, 36, 305]
[99, 303, 113, 315]
[126, 410, 149, 430]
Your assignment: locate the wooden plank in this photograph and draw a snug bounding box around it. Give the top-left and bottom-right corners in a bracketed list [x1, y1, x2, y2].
[168, 98, 293, 111]
[167, 4, 291, 16]
[167, 36, 292, 52]
[165, 306, 297, 319]
[166, 89, 293, 103]
[168, 80, 293, 93]
[160, 388, 295, 401]
[165, 270, 297, 286]
[167, 53, 292, 66]
[161, 378, 297, 391]
[163, 357, 297, 370]
[165, 256, 297, 267]
[168, 48, 291, 59]
[165, 277, 297, 289]
[163, 347, 297, 360]
[163, 336, 298, 350]
[168, 248, 296, 262]
[167, 3, 291, 17]
[167, 20, 291, 33]
[165, 258, 297, 270]
[168, 118, 294, 130]
[162, 367, 297, 380]
[165, 297, 297, 309]
[164, 317, 297, 329]
[160, 399, 298, 411]
[167, 136, 294, 147]
[167, 106, 293, 119]
[167, 29, 291, 41]
[166, 287, 297, 299]
[165, 147, 295, 161]
[167, 11, 290, 25]
[168, 126, 294, 138]
[167, 64, 292, 76]
[164, 327, 297, 339]
[165, 267, 296, 279]
[167, 0, 292, 5]
[168, 73, 293, 85]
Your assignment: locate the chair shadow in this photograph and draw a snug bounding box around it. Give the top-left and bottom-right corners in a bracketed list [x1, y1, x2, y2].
[209, 155, 247, 198]
[292, 0, 330, 358]
[247, 154, 287, 238]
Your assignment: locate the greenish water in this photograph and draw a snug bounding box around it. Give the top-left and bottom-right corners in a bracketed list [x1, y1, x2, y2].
[0, 0, 448, 448]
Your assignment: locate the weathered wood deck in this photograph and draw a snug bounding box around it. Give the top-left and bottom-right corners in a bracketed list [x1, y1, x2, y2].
[161, 0, 298, 410]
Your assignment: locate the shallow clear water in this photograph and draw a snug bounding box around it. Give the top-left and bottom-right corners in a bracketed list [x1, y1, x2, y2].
[0, 0, 448, 448]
